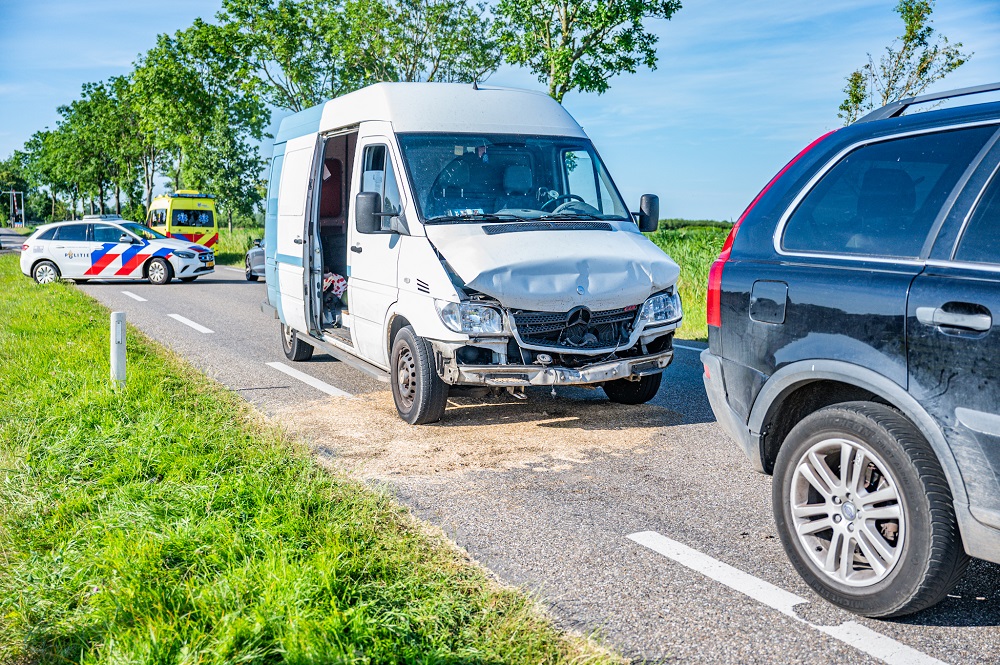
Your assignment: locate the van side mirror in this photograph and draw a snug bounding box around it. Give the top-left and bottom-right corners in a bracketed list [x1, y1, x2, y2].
[355, 192, 382, 234]
[638, 194, 660, 233]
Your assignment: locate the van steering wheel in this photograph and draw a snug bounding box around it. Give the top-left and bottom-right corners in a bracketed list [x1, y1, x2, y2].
[541, 193, 586, 212]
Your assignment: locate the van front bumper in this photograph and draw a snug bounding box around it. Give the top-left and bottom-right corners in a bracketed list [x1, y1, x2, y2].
[435, 347, 674, 387]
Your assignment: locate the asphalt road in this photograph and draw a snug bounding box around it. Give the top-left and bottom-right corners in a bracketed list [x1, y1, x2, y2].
[51, 263, 999, 664]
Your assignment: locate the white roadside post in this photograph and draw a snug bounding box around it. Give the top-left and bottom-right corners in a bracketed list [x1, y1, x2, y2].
[110, 311, 126, 389]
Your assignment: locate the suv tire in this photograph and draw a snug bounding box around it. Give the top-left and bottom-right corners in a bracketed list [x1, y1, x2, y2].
[33, 260, 60, 284]
[773, 401, 968, 618]
[147, 257, 172, 285]
[390, 326, 448, 425]
[281, 322, 314, 361]
[603, 373, 662, 405]
[246, 257, 259, 281]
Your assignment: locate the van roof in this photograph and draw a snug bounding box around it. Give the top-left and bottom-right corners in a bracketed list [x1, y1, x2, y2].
[275, 82, 587, 145]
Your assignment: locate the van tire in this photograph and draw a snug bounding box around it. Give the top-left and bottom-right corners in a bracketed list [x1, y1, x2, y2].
[603, 373, 662, 404]
[281, 323, 314, 361]
[391, 326, 448, 425]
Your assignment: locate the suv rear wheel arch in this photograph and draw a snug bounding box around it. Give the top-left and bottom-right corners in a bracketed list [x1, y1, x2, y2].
[751, 360, 966, 504]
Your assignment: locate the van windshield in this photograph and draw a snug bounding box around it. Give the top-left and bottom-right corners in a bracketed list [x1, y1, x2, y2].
[396, 133, 630, 223]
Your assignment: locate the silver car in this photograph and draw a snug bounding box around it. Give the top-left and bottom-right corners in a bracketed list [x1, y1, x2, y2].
[245, 238, 265, 281]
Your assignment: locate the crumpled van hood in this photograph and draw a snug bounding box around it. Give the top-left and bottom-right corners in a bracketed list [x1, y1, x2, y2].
[424, 222, 680, 311]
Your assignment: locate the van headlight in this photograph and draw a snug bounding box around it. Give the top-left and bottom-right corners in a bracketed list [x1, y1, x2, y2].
[174, 250, 195, 259]
[638, 291, 682, 326]
[435, 300, 504, 334]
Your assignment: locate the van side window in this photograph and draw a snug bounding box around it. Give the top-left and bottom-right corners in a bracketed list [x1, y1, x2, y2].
[955, 171, 1000, 265]
[361, 144, 402, 231]
[782, 126, 995, 259]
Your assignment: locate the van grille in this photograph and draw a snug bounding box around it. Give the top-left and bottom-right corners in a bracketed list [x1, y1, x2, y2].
[511, 305, 639, 349]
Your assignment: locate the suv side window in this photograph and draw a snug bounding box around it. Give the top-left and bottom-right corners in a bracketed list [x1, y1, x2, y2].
[783, 126, 996, 258]
[360, 144, 402, 231]
[93, 224, 123, 243]
[53, 224, 89, 242]
[954, 170, 1000, 265]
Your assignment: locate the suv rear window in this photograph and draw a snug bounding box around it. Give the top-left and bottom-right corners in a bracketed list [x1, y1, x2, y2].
[782, 125, 996, 259]
[955, 170, 1000, 265]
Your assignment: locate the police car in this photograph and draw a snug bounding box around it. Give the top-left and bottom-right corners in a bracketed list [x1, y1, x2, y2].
[20, 215, 215, 285]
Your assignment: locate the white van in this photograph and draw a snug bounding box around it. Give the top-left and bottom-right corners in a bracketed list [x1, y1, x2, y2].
[263, 83, 682, 424]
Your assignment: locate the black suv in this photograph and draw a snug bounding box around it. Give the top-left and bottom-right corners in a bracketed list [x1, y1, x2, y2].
[702, 83, 1000, 618]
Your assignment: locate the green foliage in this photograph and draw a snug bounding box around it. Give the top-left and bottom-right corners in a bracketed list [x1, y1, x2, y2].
[215, 226, 265, 266]
[201, 0, 499, 113]
[646, 221, 730, 341]
[0, 253, 613, 664]
[493, 0, 682, 103]
[839, 0, 971, 124]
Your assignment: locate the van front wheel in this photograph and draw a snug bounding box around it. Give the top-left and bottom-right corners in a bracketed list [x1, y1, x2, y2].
[391, 326, 448, 425]
[603, 373, 662, 405]
[281, 323, 314, 361]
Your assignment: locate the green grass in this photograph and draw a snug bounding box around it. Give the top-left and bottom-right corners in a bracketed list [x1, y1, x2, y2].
[215, 226, 263, 266]
[0, 253, 614, 665]
[647, 222, 732, 341]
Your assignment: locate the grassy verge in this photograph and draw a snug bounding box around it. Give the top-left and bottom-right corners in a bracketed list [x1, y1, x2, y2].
[215, 226, 263, 266]
[0, 253, 613, 664]
[647, 221, 731, 341]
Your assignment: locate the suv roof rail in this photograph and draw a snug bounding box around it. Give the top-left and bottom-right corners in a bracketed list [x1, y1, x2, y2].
[82, 214, 124, 220]
[859, 82, 1000, 123]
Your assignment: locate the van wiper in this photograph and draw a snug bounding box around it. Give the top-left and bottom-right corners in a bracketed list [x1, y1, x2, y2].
[425, 213, 532, 225]
[538, 212, 609, 221]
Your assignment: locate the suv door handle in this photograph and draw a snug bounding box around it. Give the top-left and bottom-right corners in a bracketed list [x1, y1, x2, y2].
[351, 245, 363, 254]
[916, 305, 992, 332]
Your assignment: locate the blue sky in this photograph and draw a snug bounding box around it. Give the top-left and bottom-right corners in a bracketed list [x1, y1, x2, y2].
[2, 0, 999, 220]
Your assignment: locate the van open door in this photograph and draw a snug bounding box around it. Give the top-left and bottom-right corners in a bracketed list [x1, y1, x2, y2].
[273, 133, 321, 335]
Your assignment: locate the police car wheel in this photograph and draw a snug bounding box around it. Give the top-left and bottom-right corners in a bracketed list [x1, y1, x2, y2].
[33, 261, 60, 284]
[390, 326, 448, 425]
[281, 323, 314, 361]
[147, 258, 172, 285]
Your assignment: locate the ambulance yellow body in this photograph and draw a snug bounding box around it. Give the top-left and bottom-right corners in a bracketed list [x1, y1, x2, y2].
[147, 190, 219, 248]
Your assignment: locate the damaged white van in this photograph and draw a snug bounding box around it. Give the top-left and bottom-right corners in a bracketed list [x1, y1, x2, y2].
[262, 83, 682, 423]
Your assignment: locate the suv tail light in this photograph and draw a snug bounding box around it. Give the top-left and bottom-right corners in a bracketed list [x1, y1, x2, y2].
[706, 130, 837, 328]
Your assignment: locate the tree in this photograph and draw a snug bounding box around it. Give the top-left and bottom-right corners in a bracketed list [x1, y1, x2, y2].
[199, 0, 500, 113]
[838, 0, 971, 125]
[493, 0, 682, 103]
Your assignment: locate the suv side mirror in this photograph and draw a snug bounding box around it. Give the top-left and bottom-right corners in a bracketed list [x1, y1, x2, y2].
[119, 233, 134, 244]
[355, 192, 382, 234]
[253, 238, 262, 248]
[638, 194, 660, 233]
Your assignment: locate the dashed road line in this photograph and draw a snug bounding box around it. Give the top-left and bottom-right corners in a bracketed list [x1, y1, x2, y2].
[266, 361, 353, 398]
[673, 343, 705, 352]
[168, 314, 214, 334]
[121, 290, 147, 302]
[222, 266, 244, 273]
[627, 531, 947, 665]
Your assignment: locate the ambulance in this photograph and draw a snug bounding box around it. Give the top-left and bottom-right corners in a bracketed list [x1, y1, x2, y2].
[263, 83, 682, 424]
[147, 190, 219, 248]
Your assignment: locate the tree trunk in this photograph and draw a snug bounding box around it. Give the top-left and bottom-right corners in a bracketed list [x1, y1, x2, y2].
[115, 184, 121, 215]
[228, 208, 233, 233]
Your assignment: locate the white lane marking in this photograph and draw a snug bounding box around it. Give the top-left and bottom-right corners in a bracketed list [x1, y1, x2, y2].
[168, 314, 215, 334]
[121, 291, 147, 302]
[627, 531, 947, 665]
[222, 267, 244, 273]
[673, 343, 705, 352]
[266, 361, 353, 398]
